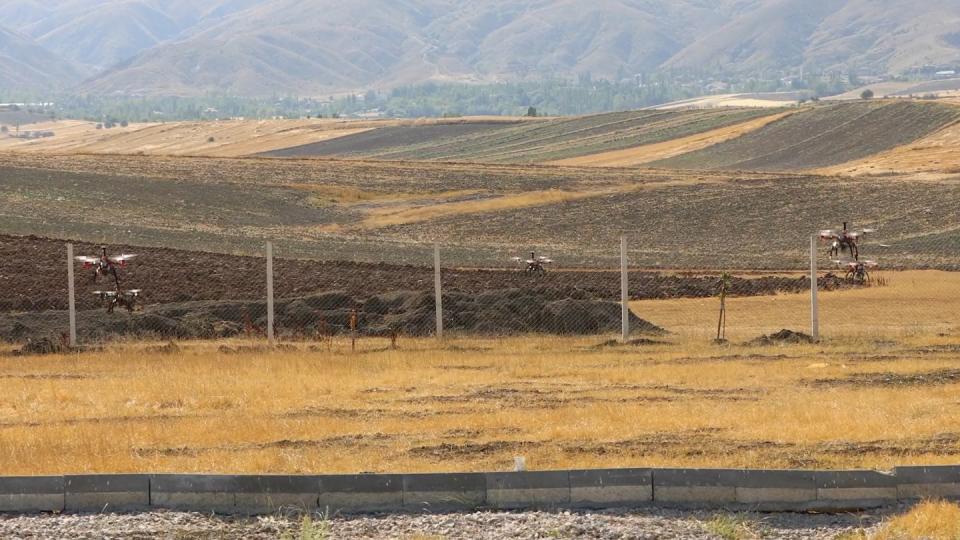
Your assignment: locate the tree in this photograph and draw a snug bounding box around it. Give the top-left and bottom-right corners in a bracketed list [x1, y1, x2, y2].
[526, 106, 538, 117]
[860, 89, 875, 100]
[0, 125, 7, 134]
[120, 120, 129, 127]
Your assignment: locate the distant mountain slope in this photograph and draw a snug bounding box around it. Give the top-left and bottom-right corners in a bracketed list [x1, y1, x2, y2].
[0, 0, 271, 70]
[665, 0, 960, 75]
[2, 0, 960, 96]
[0, 25, 82, 91]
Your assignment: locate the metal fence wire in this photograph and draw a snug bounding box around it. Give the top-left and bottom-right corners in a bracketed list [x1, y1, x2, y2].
[0, 230, 954, 353]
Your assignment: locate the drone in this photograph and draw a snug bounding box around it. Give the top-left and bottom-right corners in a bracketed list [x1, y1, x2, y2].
[75, 247, 138, 287]
[511, 251, 553, 276]
[819, 222, 876, 261]
[94, 289, 141, 314]
[833, 260, 878, 283]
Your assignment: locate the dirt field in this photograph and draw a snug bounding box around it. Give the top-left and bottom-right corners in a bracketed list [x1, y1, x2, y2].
[819, 115, 960, 176]
[0, 234, 849, 313]
[548, 111, 794, 167]
[259, 121, 523, 158]
[274, 108, 780, 164]
[653, 101, 960, 171]
[2, 273, 959, 475]
[3, 153, 960, 269]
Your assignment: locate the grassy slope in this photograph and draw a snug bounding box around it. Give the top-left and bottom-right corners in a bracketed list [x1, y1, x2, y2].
[653, 101, 960, 171]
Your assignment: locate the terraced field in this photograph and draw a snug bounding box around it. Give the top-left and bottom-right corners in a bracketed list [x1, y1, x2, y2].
[652, 101, 960, 171]
[260, 108, 781, 164]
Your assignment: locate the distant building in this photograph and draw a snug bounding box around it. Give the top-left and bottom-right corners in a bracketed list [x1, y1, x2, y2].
[935, 70, 956, 79]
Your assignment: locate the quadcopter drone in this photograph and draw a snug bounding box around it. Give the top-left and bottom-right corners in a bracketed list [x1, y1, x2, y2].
[511, 251, 553, 276]
[94, 289, 141, 314]
[75, 247, 138, 287]
[833, 260, 878, 283]
[819, 222, 876, 261]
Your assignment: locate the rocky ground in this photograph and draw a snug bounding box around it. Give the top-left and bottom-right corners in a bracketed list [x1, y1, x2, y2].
[0, 508, 889, 539]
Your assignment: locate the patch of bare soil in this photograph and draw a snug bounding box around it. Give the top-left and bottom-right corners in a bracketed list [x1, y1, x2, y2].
[812, 368, 960, 387]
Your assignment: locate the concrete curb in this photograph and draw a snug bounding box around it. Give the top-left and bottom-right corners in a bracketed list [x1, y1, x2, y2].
[0, 466, 955, 515]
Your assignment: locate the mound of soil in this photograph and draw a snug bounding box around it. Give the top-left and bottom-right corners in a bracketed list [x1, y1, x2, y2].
[0, 287, 665, 343]
[748, 329, 814, 345]
[0, 235, 861, 314]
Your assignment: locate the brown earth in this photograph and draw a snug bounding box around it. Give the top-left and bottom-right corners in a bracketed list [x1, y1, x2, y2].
[652, 101, 960, 171]
[0, 234, 854, 314]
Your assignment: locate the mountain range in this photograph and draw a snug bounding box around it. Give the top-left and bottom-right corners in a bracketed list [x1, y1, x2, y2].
[1, 0, 959, 97]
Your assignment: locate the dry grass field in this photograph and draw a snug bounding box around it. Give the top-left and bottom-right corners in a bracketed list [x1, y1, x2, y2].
[2, 271, 959, 476]
[0, 117, 530, 157]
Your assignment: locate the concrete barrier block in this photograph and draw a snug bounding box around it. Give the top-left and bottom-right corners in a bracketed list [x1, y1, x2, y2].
[894, 465, 960, 499]
[569, 468, 652, 508]
[813, 470, 897, 509]
[486, 471, 570, 509]
[0, 476, 64, 513]
[233, 476, 321, 514]
[403, 473, 485, 510]
[318, 474, 402, 513]
[653, 469, 737, 506]
[724, 470, 817, 509]
[65, 474, 149, 512]
[150, 475, 238, 513]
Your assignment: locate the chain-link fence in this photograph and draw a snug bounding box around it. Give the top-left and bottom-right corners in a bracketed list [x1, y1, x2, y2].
[0, 230, 956, 353]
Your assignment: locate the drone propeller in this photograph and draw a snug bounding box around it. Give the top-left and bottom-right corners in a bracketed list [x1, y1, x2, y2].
[109, 254, 138, 264]
[75, 255, 99, 264]
[538, 257, 554, 264]
[860, 228, 877, 234]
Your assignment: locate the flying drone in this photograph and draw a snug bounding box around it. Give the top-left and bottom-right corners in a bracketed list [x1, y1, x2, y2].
[511, 251, 553, 276]
[93, 289, 141, 314]
[832, 260, 878, 283]
[75, 247, 138, 287]
[819, 222, 876, 261]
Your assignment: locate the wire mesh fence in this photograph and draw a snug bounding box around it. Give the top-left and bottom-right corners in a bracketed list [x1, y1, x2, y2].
[0, 229, 956, 354]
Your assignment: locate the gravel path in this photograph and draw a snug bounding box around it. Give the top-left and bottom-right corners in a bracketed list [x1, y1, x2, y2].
[0, 508, 889, 539]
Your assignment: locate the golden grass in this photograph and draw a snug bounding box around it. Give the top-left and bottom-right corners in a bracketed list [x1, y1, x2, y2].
[550, 111, 793, 167]
[359, 189, 600, 228]
[873, 500, 960, 539]
[2, 271, 958, 476]
[2, 334, 960, 475]
[0, 116, 536, 158]
[633, 270, 960, 341]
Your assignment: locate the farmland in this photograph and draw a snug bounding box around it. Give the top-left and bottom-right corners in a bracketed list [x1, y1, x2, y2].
[3, 153, 960, 269]
[262, 108, 781, 163]
[2, 270, 960, 475]
[652, 101, 960, 171]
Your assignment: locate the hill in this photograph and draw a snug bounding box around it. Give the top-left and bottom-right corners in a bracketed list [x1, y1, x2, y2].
[0, 25, 82, 91]
[60, 0, 960, 97]
[0, 0, 267, 70]
[259, 108, 780, 163]
[1, 153, 959, 270]
[650, 101, 960, 171]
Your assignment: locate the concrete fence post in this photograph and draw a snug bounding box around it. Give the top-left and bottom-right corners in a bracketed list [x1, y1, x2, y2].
[810, 235, 819, 342]
[621, 235, 629, 342]
[266, 241, 274, 344]
[66, 243, 77, 348]
[434, 244, 443, 340]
